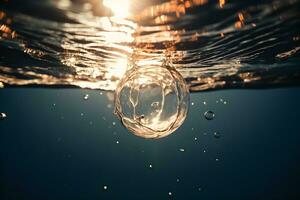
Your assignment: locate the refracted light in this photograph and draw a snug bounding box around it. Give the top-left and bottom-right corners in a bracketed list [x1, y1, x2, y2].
[103, 0, 131, 18]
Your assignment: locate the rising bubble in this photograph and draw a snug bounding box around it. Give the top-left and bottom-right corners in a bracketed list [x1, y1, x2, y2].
[83, 94, 89, 100]
[204, 111, 215, 120]
[0, 112, 7, 120]
[114, 65, 190, 139]
[213, 132, 221, 138]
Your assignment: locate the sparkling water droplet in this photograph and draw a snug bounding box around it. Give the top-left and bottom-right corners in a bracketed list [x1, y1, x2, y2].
[112, 122, 116, 126]
[194, 137, 198, 141]
[203, 101, 207, 105]
[204, 111, 215, 120]
[116, 141, 119, 144]
[223, 101, 227, 105]
[149, 164, 153, 168]
[0, 112, 7, 120]
[191, 102, 194, 106]
[176, 178, 180, 183]
[179, 148, 185, 152]
[214, 132, 221, 138]
[103, 185, 108, 190]
[168, 192, 172, 196]
[215, 158, 220, 162]
[80, 113, 84, 116]
[83, 94, 89, 100]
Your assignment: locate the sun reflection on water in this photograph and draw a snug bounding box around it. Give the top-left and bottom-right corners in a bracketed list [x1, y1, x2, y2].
[103, 0, 131, 18]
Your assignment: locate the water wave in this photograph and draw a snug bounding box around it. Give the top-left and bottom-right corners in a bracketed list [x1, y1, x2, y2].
[0, 0, 299, 91]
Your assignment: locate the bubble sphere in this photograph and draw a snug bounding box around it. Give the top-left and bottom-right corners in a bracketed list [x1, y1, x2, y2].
[114, 65, 190, 139]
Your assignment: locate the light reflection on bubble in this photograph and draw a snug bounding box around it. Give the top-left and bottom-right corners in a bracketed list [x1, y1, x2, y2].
[114, 65, 189, 139]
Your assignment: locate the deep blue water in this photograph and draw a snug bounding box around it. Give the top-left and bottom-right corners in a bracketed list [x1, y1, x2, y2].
[1, 0, 300, 199]
[1, 87, 300, 199]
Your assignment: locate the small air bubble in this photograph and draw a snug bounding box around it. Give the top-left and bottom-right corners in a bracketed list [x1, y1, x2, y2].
[179, 148, 185, 152]
[149, 164, 153, 168]
[0, 112, 7, 120]
[112, 122, 116, 126]
[116, 141, 119, 144]
[203, 101, 207, 105]
[168, 192, 172, 196]
[204, 111, 215, 120]
[83, 94, 89, 100]
[103, 185, 108, 190]
[213, 132, 221, 139]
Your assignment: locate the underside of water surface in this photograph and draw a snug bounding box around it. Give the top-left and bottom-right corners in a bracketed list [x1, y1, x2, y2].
[0, 0, 299, 91]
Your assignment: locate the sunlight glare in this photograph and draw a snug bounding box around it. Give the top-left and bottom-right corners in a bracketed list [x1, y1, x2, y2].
[103, 0, 131, 18]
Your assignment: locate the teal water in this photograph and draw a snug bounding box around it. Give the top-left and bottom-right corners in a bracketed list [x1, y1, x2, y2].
[1, 87, 300, 199]
[1, 0, 300, 199]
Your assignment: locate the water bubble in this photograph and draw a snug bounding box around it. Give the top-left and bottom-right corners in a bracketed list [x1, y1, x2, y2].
[103, 185, 108, 190]
[83, 94, 89, 100]
[116, 141, 119, 144]
[215, 158, 220, 162]
[204, 111, 215, 120]
[194, 137, 198, 141]
[213, 132, 221, 138]
[114, 65, 190, 139]
[203, 101, 207, 105]
[191, 102, 194, 106]
[149, 164, 153, 169]
[168, 192, 172, 196]
[112, 122, 116, 126]
[0, 112, 7, 120]
[179, 148, 185, 152]
[176, 178, 180, 183]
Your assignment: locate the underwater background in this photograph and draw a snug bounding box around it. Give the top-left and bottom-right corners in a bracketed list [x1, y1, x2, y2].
[1, 0, 300, 199]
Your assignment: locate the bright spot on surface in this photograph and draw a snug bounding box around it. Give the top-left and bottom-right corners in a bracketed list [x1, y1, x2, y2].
[168, 192, 172, 196]
[103, 185, 108, 190]
[103, 0, 131, 18]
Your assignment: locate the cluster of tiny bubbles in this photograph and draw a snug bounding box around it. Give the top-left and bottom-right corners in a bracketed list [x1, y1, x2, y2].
[204, 111, 215, 120]
[83, 94, 89, 100]
[0, 112, 7, 120]
[114, 65, 190, 139]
